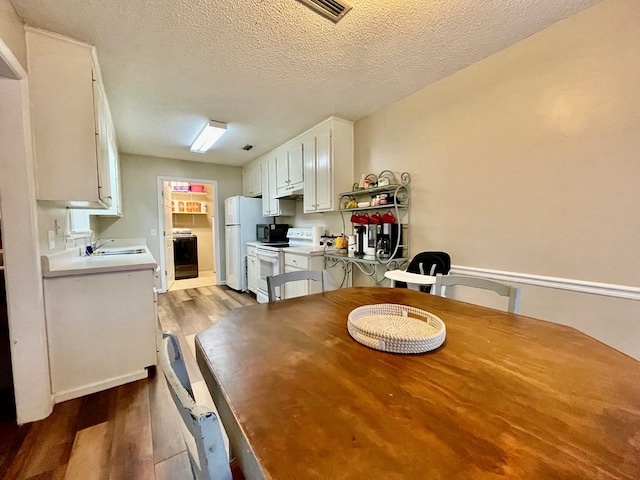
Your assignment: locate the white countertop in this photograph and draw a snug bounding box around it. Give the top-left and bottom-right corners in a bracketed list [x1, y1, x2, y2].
[42, 238, 157, 278]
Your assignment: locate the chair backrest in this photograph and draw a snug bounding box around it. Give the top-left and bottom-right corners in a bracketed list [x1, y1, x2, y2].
[432, 274, 521, 314]
[395, 252, 451, 292]
[159, 332, 232, 480]
[266, 270, 328, 302]
[407, 252, 451, 276]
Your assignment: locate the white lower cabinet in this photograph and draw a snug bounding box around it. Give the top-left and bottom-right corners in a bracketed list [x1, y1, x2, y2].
[282, 252, 324, 300]
[247, 244, 258, 294]
[44, 268, 157, 402]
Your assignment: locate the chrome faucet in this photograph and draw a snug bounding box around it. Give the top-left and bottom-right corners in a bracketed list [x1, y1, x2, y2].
[93, 238, 114, 250]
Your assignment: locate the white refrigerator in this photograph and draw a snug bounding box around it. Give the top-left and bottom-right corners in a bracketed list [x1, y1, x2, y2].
[225, 196, 268, 291]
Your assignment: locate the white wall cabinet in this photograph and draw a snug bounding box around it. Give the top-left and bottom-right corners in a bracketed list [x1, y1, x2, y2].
[262, 154, 295, 217]
[275, 142, 304, 197]
[85, 100, 122, 216]
[242, 160, 263, 198]
[26, 28, 118, 209]
[282, 252, 324, 300]
[303, 117, 354, 213]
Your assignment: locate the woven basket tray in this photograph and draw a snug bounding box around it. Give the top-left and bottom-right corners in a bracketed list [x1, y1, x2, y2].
[347, 303, 446, 354]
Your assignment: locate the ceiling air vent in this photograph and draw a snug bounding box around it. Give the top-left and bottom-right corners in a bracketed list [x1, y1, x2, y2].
[297, 0, 352, 23]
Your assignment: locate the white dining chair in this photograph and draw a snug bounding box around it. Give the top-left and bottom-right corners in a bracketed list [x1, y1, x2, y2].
[159, 332, 234, 480]
[266, 270, 328, 302]
[432, 273, 521, 313]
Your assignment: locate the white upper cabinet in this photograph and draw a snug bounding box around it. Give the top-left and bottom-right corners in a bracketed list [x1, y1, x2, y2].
[262, 153, 295, 217]
[247, 116, 351, 215]
[26, 28, 118, 209]
[303, 117, 354, 213]
[275, 141, 304, 197]
[242, 159, 262, 198]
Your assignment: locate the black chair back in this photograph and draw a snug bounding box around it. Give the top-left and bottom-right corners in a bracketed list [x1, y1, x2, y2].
[397, 251, 451, 292]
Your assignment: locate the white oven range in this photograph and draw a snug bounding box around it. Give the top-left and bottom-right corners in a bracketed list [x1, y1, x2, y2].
[254, 226, 323, 303]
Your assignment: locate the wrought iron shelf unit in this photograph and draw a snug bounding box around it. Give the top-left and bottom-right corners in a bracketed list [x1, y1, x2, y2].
[329, 171, 411, 276]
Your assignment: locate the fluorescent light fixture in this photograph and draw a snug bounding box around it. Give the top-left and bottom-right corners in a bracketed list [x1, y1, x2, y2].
[190, 120, 227, 153]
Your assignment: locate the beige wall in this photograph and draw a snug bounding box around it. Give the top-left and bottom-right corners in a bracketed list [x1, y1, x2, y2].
[95, 154, 242, 281]
[353, 0, 640, 358]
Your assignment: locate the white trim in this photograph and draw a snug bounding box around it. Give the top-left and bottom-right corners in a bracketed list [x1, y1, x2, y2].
[450, 265, 640, 301]
[53, 369, 148, 403]
[0, 38, 27, 80]
[0, 37, 55, 423]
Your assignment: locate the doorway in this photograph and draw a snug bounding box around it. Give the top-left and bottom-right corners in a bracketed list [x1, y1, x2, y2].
[156, 176, 223, 293]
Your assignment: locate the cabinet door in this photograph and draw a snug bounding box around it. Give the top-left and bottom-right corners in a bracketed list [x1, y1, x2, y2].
[288, 142, 304, 186]
[315, 125, 333, 211]
[261, 157, 271, 216]
[275, 149, 289, 191]
[92, 77, 112, 207]
[247, 256, 257, 293]
[251, 162, 262, 196]
[242, 167, 251, 196]
[262, 155, 278, 216]
[268, 158, 279, 215]
[27, 29, 110, 208]
[302, 133, 317, 212]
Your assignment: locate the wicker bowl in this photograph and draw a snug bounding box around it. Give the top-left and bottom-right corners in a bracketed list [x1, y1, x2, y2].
[348, 304, 446, 354]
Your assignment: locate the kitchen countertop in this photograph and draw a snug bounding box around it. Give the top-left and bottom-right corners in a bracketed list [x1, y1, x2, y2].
[41, 238, 157, 278]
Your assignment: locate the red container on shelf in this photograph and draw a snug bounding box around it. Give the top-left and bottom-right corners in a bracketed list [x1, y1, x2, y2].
[189, 183, 205, 192]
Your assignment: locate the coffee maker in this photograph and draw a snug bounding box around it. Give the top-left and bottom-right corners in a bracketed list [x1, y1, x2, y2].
[365, 223, 402, 258]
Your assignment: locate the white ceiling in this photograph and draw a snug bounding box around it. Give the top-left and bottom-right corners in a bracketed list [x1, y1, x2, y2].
[10, 0, 600, 167]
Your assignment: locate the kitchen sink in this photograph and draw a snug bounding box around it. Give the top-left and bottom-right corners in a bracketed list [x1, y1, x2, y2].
[95, 248, 146, 256]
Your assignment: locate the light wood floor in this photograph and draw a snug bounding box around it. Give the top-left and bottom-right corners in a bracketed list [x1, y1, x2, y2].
[169, 270, 217, 291]
[0, 284, 258, 480]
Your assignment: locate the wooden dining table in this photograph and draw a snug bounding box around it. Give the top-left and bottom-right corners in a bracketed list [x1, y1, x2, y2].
[195, 287, 640, 479]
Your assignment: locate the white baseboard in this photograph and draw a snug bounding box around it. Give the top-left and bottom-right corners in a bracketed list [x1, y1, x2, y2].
[53, 369, 149, 403]
[450, 265, 640, 301]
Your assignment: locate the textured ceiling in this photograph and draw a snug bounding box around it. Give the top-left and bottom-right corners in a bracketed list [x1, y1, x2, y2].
[10, 0, 601, 167]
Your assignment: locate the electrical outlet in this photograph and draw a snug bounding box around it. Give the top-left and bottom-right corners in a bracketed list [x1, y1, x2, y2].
[150, 229, 157, 236]
[48, 230, 55, 250]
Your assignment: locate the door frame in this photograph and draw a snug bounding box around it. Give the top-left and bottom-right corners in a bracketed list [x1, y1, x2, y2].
[0, 38, 54, 422]
[156, 175, 223, 292]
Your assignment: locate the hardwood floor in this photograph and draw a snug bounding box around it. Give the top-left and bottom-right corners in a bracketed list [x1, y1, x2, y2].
[0, 284, 258, 480]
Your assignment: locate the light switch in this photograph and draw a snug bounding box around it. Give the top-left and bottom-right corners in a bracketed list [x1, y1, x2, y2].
[48, 230, 55, 249]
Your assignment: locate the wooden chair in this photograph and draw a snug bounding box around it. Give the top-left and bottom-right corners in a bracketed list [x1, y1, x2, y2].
[159, 332, 237, 480]
[266, 270, 328, 302]
[432, 273, 521, 313]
